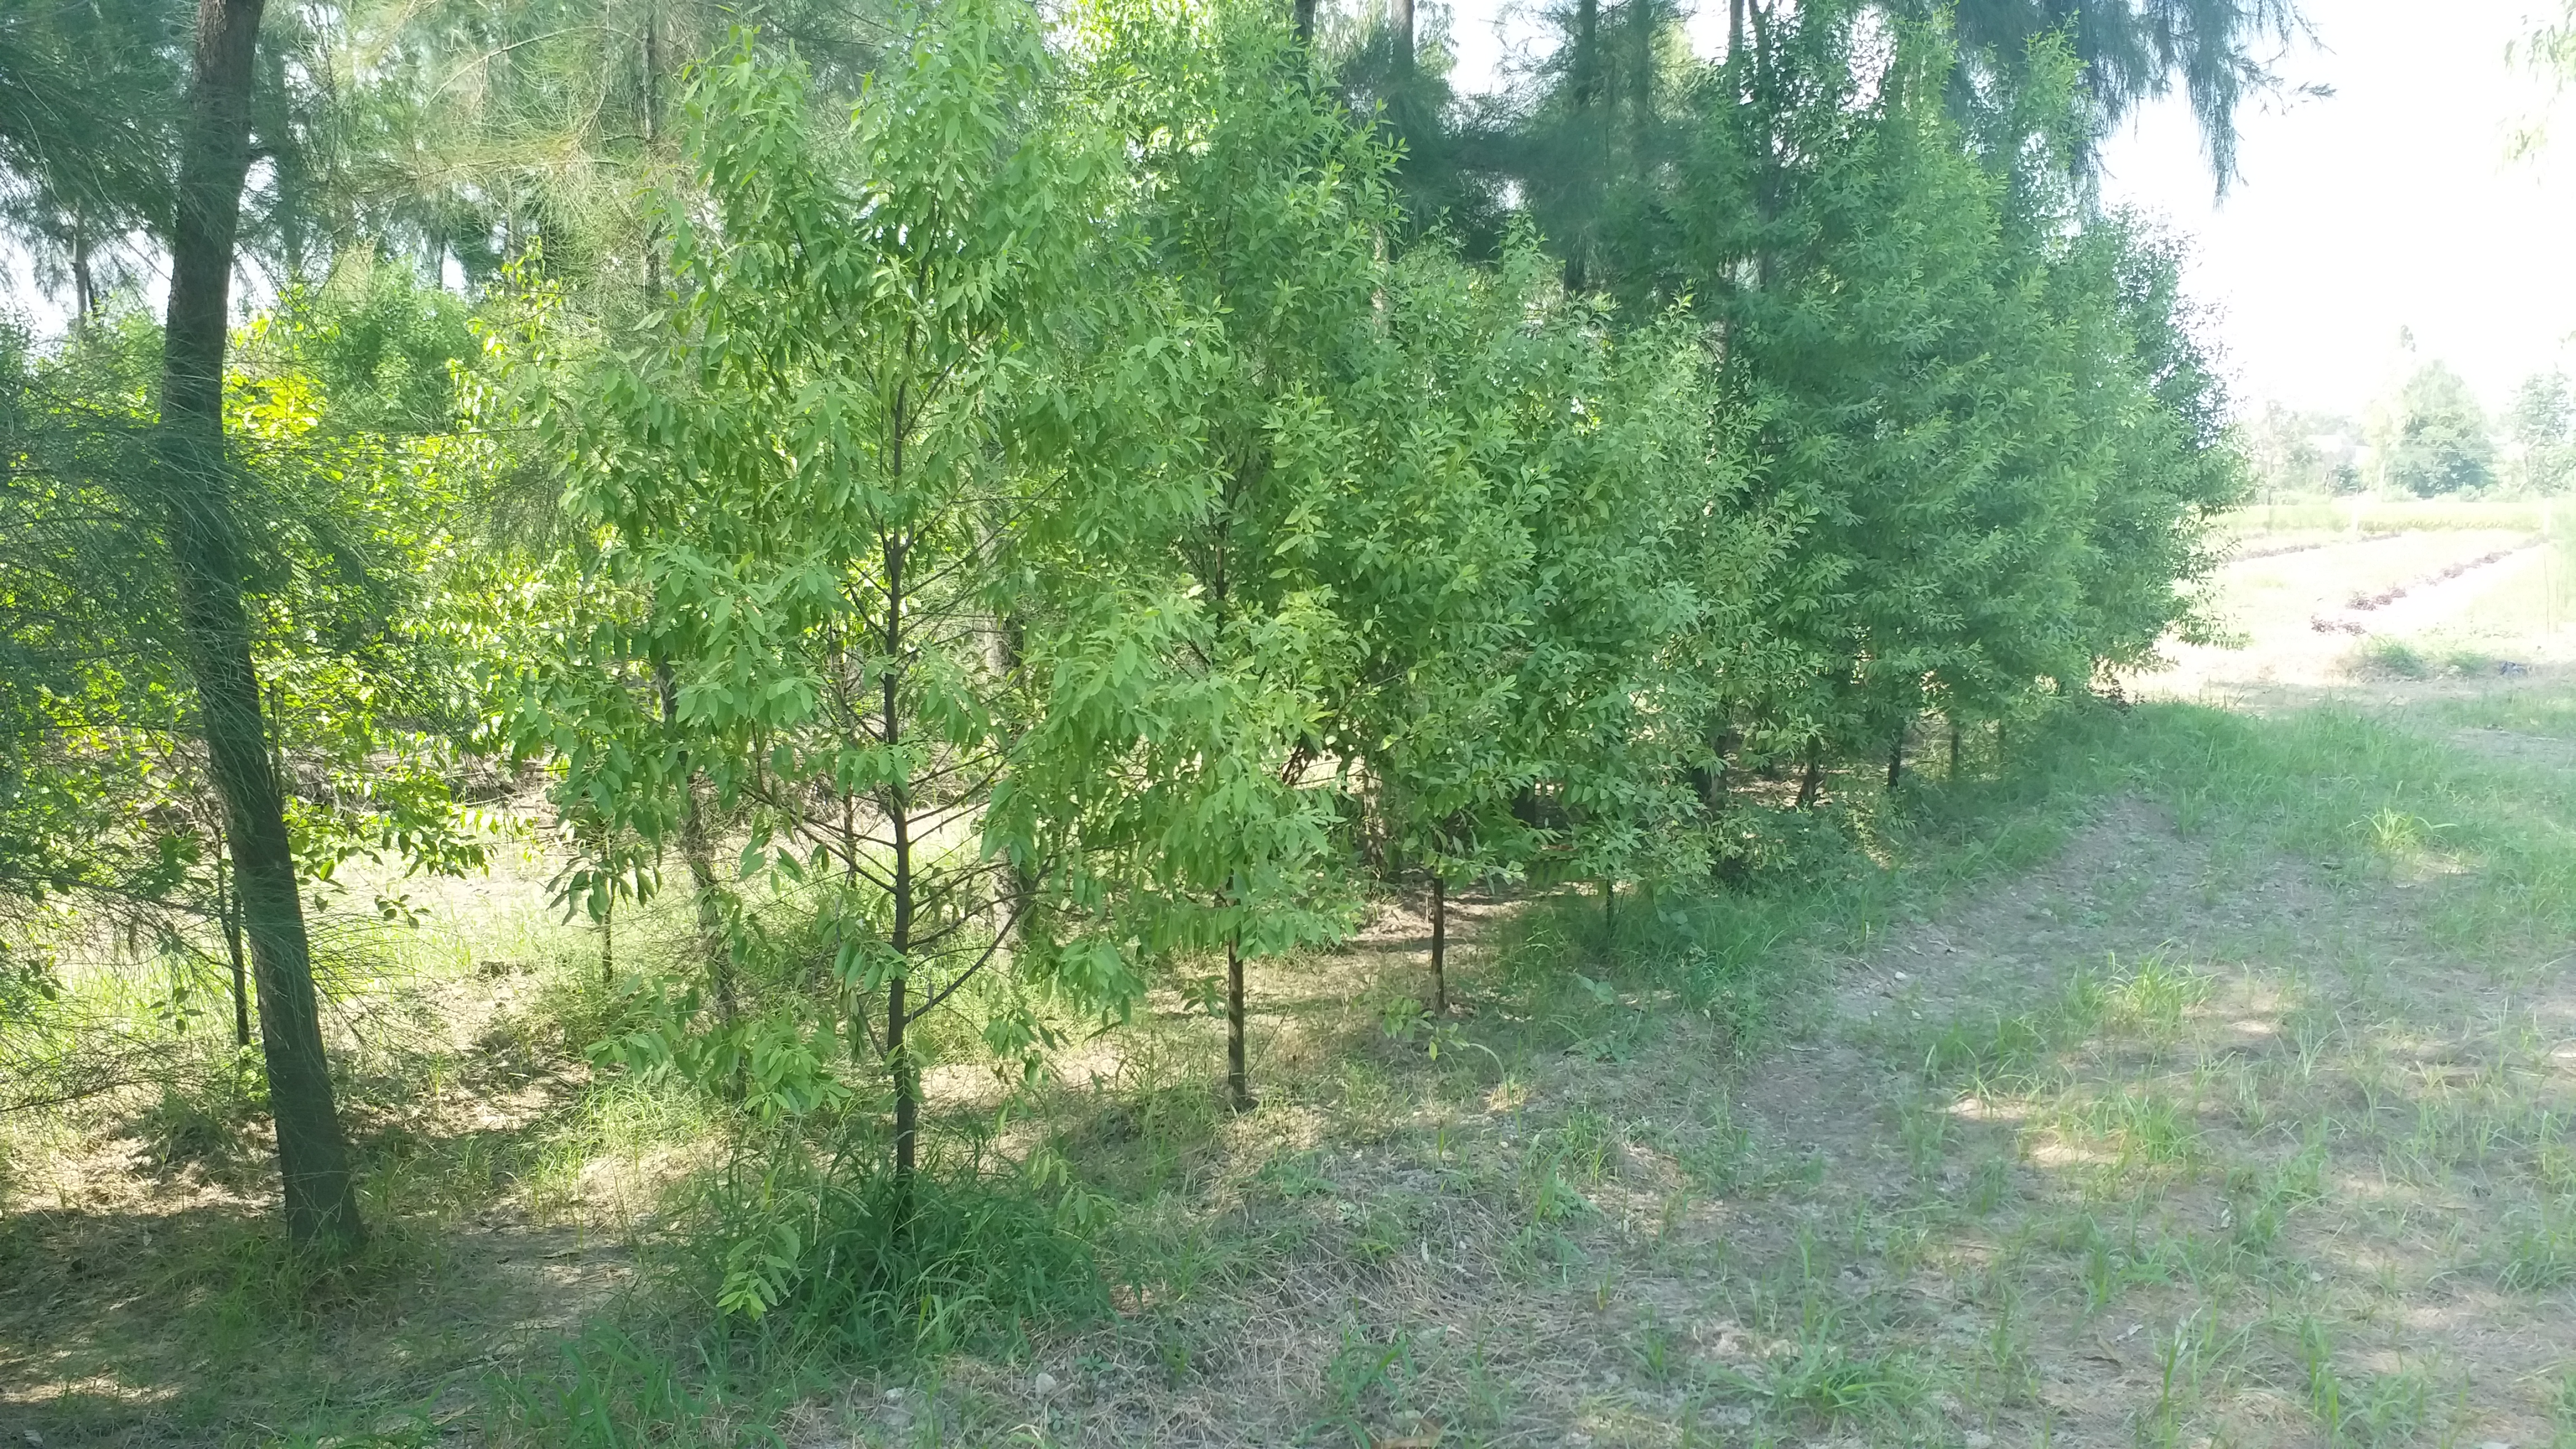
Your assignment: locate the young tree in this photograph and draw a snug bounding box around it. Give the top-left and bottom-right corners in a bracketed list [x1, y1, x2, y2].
[522, 0, 1291, 1172]
[1085, 0, 1402, 1106]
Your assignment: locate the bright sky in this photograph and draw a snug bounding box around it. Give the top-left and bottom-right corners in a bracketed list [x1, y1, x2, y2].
[1442, 0, 2576, 423]
[2097, 0, 2576, 422]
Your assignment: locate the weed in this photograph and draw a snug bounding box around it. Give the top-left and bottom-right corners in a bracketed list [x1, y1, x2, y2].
[2498, 1204, 2576, 1291]
[2357, 638, 2433, 680]
[1966, 1154, 2012, 1213]
[1763, 1328, 1924, 1426]
[1313, 1327, 1416, 1447]
[2221, 1142, 2324, 1259]
[688, 1133, 1108, 1359]
[493, 1325, 711, 1448]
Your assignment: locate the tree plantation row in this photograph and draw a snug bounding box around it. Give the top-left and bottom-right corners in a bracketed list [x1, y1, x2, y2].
[0, 0, 2248, 1275]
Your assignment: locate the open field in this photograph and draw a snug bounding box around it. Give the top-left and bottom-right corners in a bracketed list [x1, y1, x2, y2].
[17, 525, 2576, 1447]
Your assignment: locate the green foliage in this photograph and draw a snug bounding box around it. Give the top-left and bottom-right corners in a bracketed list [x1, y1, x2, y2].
[0, 0, 187, 313]
[2375, 361, 2496, 497]
[689, 1134, 1110, 1355]
[1, 0, 2255, 1322]
[1, 269, 515, 1120]
[2508, 370, 2574, 493]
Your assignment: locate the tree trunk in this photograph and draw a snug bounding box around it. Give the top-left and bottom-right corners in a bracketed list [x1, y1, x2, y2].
[657, 660, 735, 1024]
[1428, 872, 1446, 1016]
[599, 898, 614, 983]
[1795, 738, 1822, 808]
[1294, 0, 1315, 44]
[1565, 0, 1602, 293]
[71, 213, 97, 320]
[1948, 718, 1962, 779]
[883, 532, 919, 1182]
[1226, 930, 1251, 1112]
[1627, 0, 1655, 149]
[1573, 0, 1600, 108]
[679, 787, 732, 1016]
[159, 0, 363, 1256]
[220, 850, 249, 1048]
[1395, 0, 1414, 73]
[1600, 876, 1614, 939]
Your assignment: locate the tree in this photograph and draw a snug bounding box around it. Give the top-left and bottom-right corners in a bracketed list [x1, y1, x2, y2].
[306, 0, 897, 296]
[2375, 361, 2494, 497]
[520, 1, 1299, 1175]
[1090, 0, 1405, 1107]
[0, 0, 187, 318]
[155, 0, 364, 1253]
[2242, 401, 2355, 498]
[1919, 0, 2306, 192]
[2508, 371, 2574, 494]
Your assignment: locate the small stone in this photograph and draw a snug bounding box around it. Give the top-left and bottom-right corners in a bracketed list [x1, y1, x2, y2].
[1033, 1371, 1061, 1396]
[884, 1387, 906, 1403]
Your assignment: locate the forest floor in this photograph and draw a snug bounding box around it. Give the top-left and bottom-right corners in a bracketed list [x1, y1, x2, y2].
[15, 521, 2576, 1447]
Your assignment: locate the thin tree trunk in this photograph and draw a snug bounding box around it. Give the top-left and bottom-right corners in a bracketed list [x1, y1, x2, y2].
[1600, 876, 1614, 939]
[159, 0, 362, 1255]
[71, 213, 97, 320]
[1294, 0, 1315, 44]
[1566, 0, 1602, 292]
[1796, 738, 1822, 808]
[657, 660, 733, 1024]
[884, 528, 918, 1183]
[1395, 0, 1414, 73]
[1627, 0, 1655, 149]
[1428, 872, 1446, 1016]
[1948, 718, 1962, 779]
[599, 897, 614, 983]
[1226, 930, 1251, 1112]
[679, 788, 731, 1014]
[220, 849, 249, 1048]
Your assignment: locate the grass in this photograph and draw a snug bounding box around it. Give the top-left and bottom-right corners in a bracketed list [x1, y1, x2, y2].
[2225, 495, 2568, 537]
[24, 579, 2576, 1443]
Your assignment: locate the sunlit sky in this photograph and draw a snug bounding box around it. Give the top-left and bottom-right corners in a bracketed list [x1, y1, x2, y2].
[1444, 0, 2576, 423]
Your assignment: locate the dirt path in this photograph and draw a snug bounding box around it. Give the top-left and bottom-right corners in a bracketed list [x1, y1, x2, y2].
[1698, 797, 2576, 1445]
